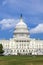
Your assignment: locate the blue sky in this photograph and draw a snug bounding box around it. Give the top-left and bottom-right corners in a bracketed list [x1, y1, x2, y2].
[0, 0, 43, 40]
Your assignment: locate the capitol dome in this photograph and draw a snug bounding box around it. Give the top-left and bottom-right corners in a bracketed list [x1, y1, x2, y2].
[13, 14, 29, 38]
[16, 18, 27, 28]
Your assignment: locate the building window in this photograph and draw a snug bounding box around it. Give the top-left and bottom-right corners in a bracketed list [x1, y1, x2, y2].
[14, 50, 16, 52]
[23, 50, 25, 52]
[11, 50, 13, 53]
[28, 47, 29, 49]
[24, 44, 26, 46]
[26, 50, 28, 52]
[17, 50, 19, 53]
[20, 44, 21, 46]
[16, 46, 18, 49]
[16, 40, 18, 42]
[20, 50, 22, 52]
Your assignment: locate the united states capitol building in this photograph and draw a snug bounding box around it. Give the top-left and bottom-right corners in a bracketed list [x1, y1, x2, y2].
[0, 15, 43, 55]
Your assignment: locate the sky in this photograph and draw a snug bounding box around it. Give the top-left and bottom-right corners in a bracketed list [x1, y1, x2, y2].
[0, 0, 43, 40]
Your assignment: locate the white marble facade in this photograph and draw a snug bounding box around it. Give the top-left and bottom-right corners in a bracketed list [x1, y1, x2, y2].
[0, 15, 43, 55]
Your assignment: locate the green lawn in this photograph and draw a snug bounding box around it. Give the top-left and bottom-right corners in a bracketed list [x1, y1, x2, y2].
[0, 55, 43, 65]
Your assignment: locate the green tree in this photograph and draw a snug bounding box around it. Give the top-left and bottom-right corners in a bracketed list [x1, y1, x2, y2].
[0, 44, 4, 55]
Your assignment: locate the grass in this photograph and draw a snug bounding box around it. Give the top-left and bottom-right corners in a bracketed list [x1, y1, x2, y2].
[0, 55, 43, 65]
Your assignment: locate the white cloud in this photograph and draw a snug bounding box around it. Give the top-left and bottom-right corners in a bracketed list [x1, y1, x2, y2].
[30, 24, 43, 33]
[0, 19, 19, 30]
